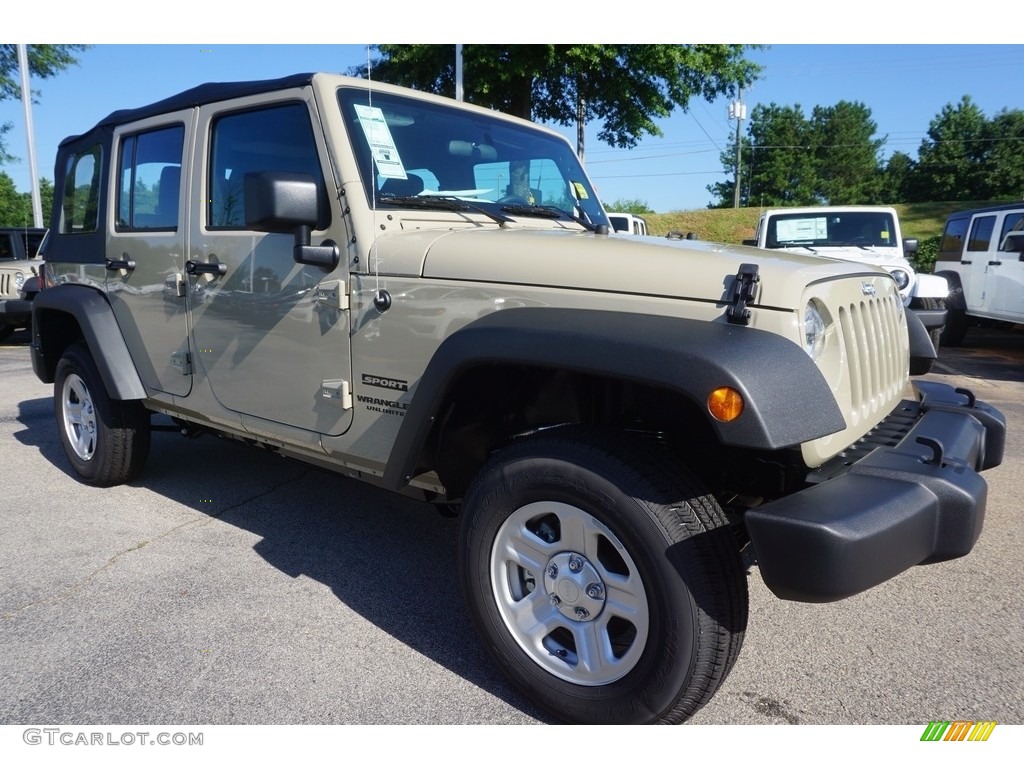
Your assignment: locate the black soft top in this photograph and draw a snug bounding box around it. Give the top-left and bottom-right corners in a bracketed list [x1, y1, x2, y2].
[59, 72, 318, 149]
[945, 201, 1024, 220]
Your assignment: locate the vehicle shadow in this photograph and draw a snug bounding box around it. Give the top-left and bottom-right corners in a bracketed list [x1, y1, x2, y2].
[13, 397, 549, 723]
[933, 325, 1024, 384]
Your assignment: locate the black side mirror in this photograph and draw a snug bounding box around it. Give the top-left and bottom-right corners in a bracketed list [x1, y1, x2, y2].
[244, 171, 339, 270]
[1000, 233, 1024, 257]
[903, 238, 919, 256]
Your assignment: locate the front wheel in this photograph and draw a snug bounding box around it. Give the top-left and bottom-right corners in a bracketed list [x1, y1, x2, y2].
[54, 342, 151, 487]
[458, 429, 748, 724]
[941, 306, 970, 347]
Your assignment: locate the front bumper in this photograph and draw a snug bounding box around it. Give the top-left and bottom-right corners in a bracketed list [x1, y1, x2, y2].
[912, 305, 947, 331]
[745, 380, 1005, 602]
[0, 297, 32, 326]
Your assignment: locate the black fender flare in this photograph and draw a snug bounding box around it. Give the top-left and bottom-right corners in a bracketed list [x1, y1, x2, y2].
[31, 284, 148, 400]
[382, 307, 846, 490]
[906, 306, 938, 375]
[934, 270, 967, 312]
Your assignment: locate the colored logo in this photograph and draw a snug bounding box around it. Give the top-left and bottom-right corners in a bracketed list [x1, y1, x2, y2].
[921, 721, 997, 742]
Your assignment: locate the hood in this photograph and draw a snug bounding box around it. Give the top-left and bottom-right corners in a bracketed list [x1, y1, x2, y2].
[773, 243, 911, 273]
[370, 228, 890, 310]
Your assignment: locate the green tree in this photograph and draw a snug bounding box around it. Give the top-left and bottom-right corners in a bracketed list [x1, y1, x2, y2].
[0, 172, 54, 226]
[879, 150, 915, 203]
[712, 103, 818, 207]
[604, 198, 653, 214]
[810, 101, 885, 204]
[354, 45, 761, 148]
[0, 171, 22, 224]
[983, 109, 1024, 199]
[0, 44, 89, 162]
[906, 96, 989, 202]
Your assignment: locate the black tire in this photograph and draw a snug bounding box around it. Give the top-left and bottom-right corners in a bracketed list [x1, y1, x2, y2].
[941, 307, 969, 347]
[0, 324, 13, 342]
[457, 428, 748, 724]
[54, 341, 151, 487]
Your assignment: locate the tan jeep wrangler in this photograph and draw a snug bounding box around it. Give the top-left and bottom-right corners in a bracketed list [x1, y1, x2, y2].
[31, 73, 1005, 724]
[0, 226, 47, 341]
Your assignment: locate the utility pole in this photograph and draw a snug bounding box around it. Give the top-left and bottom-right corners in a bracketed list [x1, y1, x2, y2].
[576, 87, 585, 162]
[18, 45, 43, 227]
[728, 88, 746, 209]
[455, 44, 464, 102]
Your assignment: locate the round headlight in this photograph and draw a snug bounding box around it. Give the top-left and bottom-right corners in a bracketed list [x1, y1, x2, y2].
[14, 271, 25, 291]
[890, 269, 910, 290]
[803, 301, 826, 360]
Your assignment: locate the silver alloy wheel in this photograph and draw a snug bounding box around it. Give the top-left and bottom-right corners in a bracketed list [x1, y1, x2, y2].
[489, 500, 649, 685]
[61, 372, 97, 461]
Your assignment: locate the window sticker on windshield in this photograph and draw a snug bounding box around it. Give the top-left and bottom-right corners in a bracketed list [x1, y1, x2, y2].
[880, 229, 890, 239]
[777, 217, 827, 241]
[571, 181, 589, 200]
[354, 104, 407, 180]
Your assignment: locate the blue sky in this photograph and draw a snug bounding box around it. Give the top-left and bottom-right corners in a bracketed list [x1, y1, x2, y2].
[4, 7, 1022, 213]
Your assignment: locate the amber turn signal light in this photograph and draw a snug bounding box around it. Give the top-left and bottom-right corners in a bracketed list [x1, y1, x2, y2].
[707, 387, 744, 422]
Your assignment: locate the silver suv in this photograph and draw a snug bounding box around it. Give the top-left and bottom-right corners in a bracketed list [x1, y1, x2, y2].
[31, 73, 1005, 725]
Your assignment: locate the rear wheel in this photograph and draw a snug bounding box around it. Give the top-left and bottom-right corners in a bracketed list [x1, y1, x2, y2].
[458, 428, 747, 724]
[54, 342, 150, 486]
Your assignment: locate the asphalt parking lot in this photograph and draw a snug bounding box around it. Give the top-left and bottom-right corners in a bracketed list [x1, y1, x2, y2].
[1, 324, 1022, 727]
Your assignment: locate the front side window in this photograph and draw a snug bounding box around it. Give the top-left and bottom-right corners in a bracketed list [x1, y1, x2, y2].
[117, 125, 185, 230]
[967, 216, 996, 252]
[61, 145, 102, 234]
[338, 87, 608, 229]
[998, 212, 1024, 250]
[208, 102, 325, 229]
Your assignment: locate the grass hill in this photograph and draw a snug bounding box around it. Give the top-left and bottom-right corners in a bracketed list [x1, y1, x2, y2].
[644, 201, 1009, 244]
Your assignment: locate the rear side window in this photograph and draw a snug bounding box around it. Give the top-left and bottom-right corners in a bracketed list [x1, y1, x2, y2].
[967, 215, 996, 252]
[208, 102, 325, 229]
[117, 125, 185, 231]
[60, 145, 102, 234]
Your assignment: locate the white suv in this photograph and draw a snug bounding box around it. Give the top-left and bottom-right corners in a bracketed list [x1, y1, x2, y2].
[746, 206, 949, 359]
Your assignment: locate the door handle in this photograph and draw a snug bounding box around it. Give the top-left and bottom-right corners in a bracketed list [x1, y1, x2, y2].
[186, 259, 227, 276]
[988, 260, 1002, 266]
[105, 256, 136, 272]
[960, 260, 972, 265]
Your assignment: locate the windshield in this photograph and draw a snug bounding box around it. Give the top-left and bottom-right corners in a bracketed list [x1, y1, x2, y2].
[337, 87, 608, 228]
[766, 211, 898, 248]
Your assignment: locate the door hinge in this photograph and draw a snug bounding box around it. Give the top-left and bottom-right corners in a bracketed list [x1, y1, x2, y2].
[316, 280, 349, 311]
[320, 379, 352, 410]
[170, 350, 192, 375]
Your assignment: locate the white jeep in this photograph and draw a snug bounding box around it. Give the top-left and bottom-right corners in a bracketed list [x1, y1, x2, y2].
[746, 205, 949, 363]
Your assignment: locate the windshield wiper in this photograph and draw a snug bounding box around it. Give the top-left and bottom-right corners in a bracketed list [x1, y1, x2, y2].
[500, 203, 597, 232]
[775, 241, 818, 253]
[378, 194, 513, 225]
